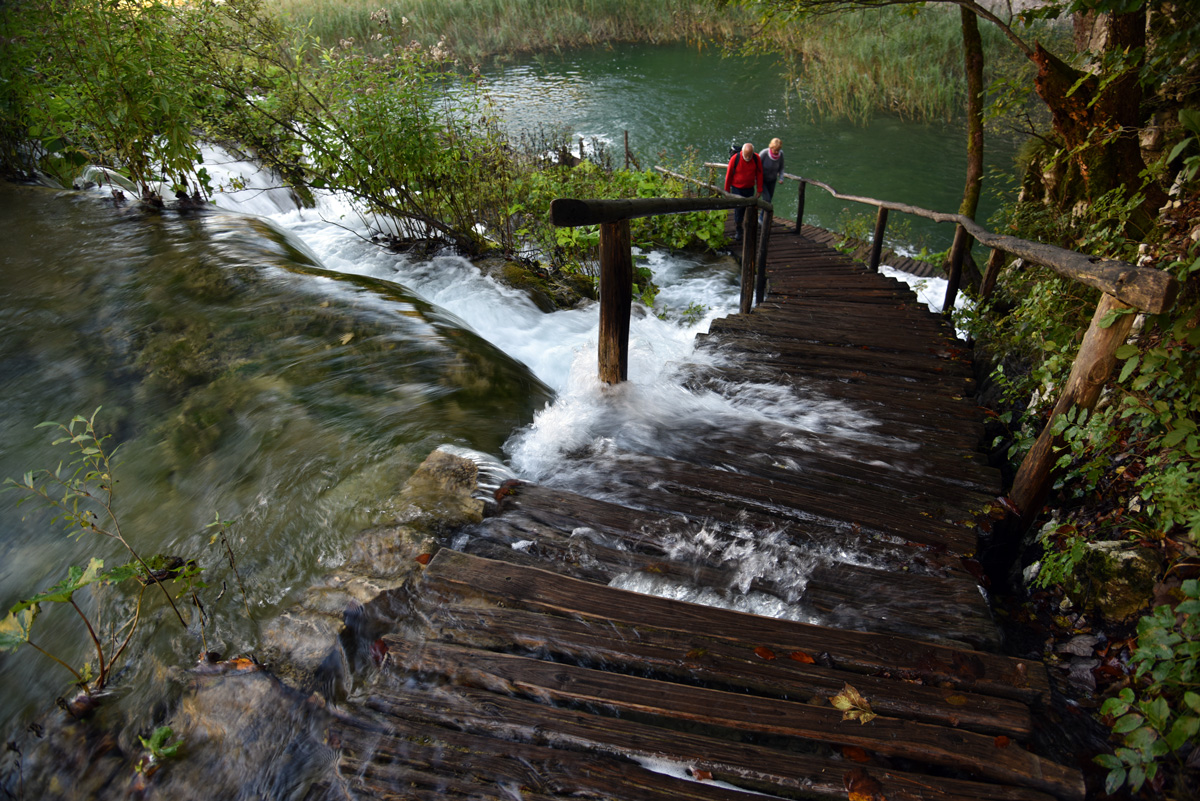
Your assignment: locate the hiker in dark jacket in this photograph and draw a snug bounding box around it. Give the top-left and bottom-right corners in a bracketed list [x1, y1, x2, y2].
[724, 142, 763, 242]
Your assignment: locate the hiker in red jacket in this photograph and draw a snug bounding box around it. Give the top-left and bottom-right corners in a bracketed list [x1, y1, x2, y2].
[724, 142, 763, 242]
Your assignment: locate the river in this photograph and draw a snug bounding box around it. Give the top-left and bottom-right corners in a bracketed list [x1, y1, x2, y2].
[0, 42, 1015, 755]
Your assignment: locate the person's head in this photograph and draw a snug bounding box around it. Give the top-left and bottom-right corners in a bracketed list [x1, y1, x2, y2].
[741, 143, 754, 159]
[769, 138, 782, 155]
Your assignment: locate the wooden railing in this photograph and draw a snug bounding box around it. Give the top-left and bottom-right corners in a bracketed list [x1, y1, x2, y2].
[550, 193, 773, 384]
[555, 164, 1179, 528]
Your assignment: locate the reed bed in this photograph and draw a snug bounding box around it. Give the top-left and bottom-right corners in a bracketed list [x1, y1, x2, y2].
[265, 0, 750, 62]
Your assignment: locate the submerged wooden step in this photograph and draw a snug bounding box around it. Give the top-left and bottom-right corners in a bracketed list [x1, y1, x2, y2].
[419, 550, 1050, 705]
[383, 636, 1079, 799]
[334, 684, 1059, 801]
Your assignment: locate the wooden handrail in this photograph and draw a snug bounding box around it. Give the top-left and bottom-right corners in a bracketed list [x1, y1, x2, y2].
[550, 195, 770, 228]
[695, 160, 1181, 530]
[551, 189, 775, 385]
[703, 163, 1178, 314]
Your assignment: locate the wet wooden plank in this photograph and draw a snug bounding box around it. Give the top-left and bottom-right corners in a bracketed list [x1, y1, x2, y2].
[422, 603, 1031, 737]
[382, 637, 1082, 800]
[419, 550, 1051, 705]
[348, 683, 1059, 801]
[496, 482, 977, 580]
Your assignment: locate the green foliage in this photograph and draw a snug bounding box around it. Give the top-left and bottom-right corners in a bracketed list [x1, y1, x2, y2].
[137, 725, 184, 774]
[0, 0, 256, 194]
[1096, 579, 1200, 794]
[1167, 109, 1200, 185]
[510, 157, 726, 283]
[0, 410, 207, 696]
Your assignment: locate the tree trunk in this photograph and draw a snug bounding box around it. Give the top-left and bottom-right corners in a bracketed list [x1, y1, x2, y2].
[956, 6, 985, 291]
[1031, 8, 1164, 226]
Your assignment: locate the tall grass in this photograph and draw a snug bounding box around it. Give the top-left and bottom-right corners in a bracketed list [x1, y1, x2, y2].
[777, 6, 1006, 124]
[265, 0, 751, 62]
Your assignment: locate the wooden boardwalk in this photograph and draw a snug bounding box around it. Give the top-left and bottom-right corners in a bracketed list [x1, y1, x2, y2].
[309, 220, 1085, 801]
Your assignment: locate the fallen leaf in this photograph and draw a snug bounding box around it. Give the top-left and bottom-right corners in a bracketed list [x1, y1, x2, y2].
[685, 648, 708, 660]
[831, 683, 877, 724]
[842, 745, 870, 763]
[945, 694, 968, 706]
[370, 638, 389, 666]
[994, 735, 1010, 749]
[843, 767, 884, 801]
[641, 562, 669, 574]
[340, 333, 354, 345]
[790, 650, 815, 664]
[691, 769, 713, 781]
[415, 553, 432, 565]
[754, 646, 777, 661]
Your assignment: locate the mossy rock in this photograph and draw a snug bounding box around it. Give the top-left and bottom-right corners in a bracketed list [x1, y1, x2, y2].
[1066, 541, 1163, 622]
[475, 256, 595, 312]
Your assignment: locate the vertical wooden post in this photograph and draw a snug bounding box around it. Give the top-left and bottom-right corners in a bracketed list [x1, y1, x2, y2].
[624, 131, 630, 169]
[579, 137, 585, 162]
[740, 204, 758, 314]
[942, 224, 971, 314]
[755, 209, 772, 304]
[980, 248, 1005, 300]
[598, 220, 633, 384]
[868, 206, 888, 271]
[1009, 293, 1138, 526]
[795, 180, 806, 234]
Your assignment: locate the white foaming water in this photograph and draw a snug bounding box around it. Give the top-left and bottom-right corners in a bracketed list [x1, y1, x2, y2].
[193, 148, 897, 619]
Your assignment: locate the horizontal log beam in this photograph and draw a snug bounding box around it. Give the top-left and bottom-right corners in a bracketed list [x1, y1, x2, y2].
[551, 195, 770, 228]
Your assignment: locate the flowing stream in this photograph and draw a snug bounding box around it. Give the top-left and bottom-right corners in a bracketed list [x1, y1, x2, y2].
[0, 42, 1006, 761]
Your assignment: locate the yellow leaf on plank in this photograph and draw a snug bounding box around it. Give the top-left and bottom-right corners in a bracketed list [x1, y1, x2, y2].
[831, 683, 877, 724]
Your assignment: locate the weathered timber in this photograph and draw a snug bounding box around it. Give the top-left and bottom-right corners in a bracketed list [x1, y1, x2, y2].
[551, 195, 766, 227]
[353, 685, 1059, 801]
[755, 208, 772, 302]
[495, 482, 979, 579]
[467, 502, 998, 648]
[382, 636, 1082, 800]
[764, 171, 1178, 313]
[419, 550, 1051, 704]
[740, 207, 758, 314]
[423, 603, 1029, 737]
[580, 450, 981, 552]
[332, 712, 743, 801]
[943, 223, 972, 313]
[1010, 293, 1140, 523]
[599, 219, 633, 383]
[868, 206, 888, 271]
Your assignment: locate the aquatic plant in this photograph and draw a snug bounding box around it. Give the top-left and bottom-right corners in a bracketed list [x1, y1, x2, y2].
[0, 411, 203, 698]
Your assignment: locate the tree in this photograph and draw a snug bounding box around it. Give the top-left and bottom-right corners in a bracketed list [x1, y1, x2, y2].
[730, 0, 1196, 228]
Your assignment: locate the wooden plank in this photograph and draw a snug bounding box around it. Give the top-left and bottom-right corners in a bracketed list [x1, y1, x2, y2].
[352, 683, 1060, 801]
[423, 603, 1032, 737]
[419, 550, 1051, 705]
[499, 483, 978, 580]
[382, 637, 1083, 800]
[334, 712, 762, 800]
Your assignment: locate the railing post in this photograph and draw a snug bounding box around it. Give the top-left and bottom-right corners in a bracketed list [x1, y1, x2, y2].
[740, 204, 758, 314]
[980, 248, 1004, 300]
[756, 208, 772, 304]
[598, 219, 633, 384]
[943, 223, 971, 314]
[795, 180, 806, 234]
[868, 206, 888, 271]
[1009, 293, 1138, 526]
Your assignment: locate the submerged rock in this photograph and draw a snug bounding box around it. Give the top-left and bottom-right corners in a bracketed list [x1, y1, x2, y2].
[259, 447, 484, 695]
[475, 255, 596, 312]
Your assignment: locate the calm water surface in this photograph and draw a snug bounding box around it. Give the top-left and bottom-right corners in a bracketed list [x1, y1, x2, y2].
[478, 43, 1021, 251]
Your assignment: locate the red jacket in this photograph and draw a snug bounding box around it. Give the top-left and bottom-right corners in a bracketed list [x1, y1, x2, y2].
[725, 151, 763, 193]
